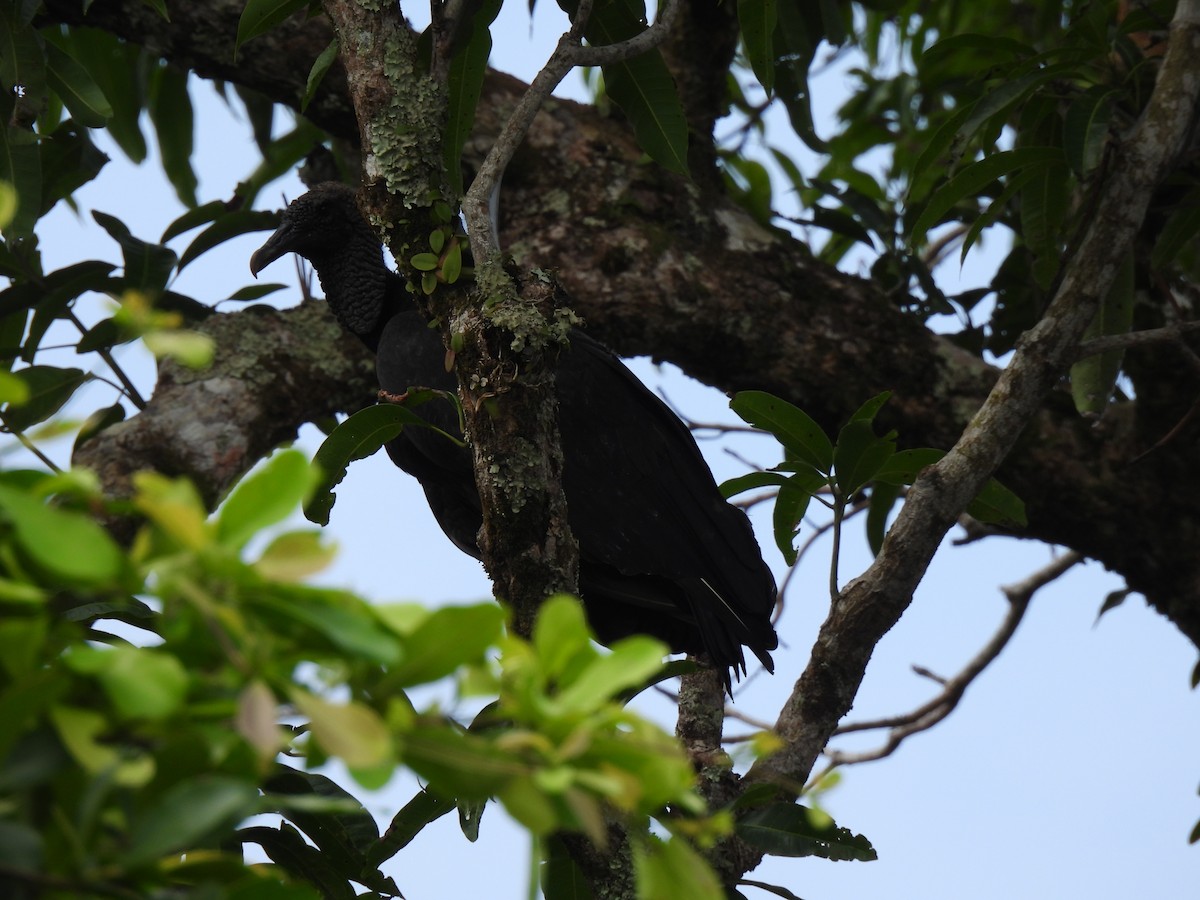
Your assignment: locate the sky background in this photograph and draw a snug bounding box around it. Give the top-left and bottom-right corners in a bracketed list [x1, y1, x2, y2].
[23, 3, 1200, 898]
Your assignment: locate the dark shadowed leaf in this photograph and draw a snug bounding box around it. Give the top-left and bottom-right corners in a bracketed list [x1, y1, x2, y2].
[160, 199, 227, 241]
[147, 63, 196, 207]
[443, 0, 501, 196]
[302, 38, 340, 112]
[123, 776, 261, 867]
[1070, 251, 1134, 416]
[92, 210, 177, 294]
[737, 802, 876, 861]
[237, 0, 311, 55]
[865, 481, 900, 556]
[731, 391, 833, 473]
[369, 786, 455, 865]
[307, 400, 461, 525]
[833, 420, 896, 496]
[965, 477, 1027, 527]
[240, 823, 355, 899]
[739, 0, 778, 94]
[2, 365, 88, 431]
[541, 834, 593, 899]
[178, 210, 284, 271]
[43, 41, 112, 128]
[911, 147, 1063, 247]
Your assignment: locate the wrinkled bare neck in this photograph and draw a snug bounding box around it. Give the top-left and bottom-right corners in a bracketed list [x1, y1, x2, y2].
[310, 236, 393, 350]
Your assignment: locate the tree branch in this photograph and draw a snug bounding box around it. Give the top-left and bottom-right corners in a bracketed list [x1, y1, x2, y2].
[820, 551, 1083, 769]
[747, 0, 1200, 800]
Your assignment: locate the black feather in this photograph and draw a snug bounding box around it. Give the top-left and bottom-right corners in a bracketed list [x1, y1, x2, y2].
[252, 183, 779, 688]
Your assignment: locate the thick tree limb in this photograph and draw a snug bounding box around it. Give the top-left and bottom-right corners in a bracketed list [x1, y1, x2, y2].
[747, 0, 1200, 798]
[44, 0, 1200, 656]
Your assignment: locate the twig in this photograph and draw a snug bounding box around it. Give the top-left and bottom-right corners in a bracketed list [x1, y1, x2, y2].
[1075, 319, 1200, 361]
[67, 310, 146, 410]
[462, 0, 677, 257]
[748, 0, 1200, 797]
[821, 551, 1082, 769]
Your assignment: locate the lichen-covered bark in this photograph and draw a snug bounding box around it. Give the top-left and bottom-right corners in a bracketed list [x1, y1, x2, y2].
[45, 0, 1200, 654]
[73, 301, 375, 510]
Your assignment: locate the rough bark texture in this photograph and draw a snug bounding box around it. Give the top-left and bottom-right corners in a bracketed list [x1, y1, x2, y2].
[46, 0, 1200, 675]
[42, 1, 1200, 889]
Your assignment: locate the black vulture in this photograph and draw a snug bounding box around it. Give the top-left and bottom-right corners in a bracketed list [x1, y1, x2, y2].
[251, 183, 778, 687]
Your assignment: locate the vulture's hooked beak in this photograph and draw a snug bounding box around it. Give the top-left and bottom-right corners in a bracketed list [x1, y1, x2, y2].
[249, 221, 295, 277]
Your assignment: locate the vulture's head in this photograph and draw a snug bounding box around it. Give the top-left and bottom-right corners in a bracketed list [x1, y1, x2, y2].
[249, 182, 373, 276]
[250, 183, 392, 341]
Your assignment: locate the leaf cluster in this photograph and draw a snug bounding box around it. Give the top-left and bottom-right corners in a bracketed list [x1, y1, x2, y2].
[725, 391, 1025, 571]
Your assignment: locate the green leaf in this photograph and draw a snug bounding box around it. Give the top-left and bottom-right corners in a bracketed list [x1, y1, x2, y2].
[160, 199, 227, 242]
[147, 63, 196, 207]
[849, 391, 891, 423]
[965, 476, 1027, 527]
[123, 776, 261, 867]
[719, 470, 792, 500]
[133, 470, 211, 550]
[1063, 86, 1116, 178]
[254, 530, 336, 581]
[43, 40, 112, 128]
[92, 210, 178, 294]
[874, 448, 944, 485]
[0, 118, 42, 238]
[301, 38, 340, 112]
[541, 834, 592, 900]
[0, 482, 123, 586]
[57, 28, 148, 164]
[739, 0, 778, 95]
[293, 690, 394, 770]
[236, 0, 311, 56]
[772, 481, 812, 566]
[772, 0, 826, 151]
[1070, 251, 1134, 416]
[265, 768, 385, 884]
[555, 635, 667, 714]
[737, 802, 877, 861]
[910, 147, 1064, 247]
[0, 11, 46, 109]
[730, 390, 833, 473]
[228, 282, 287, 302]
[404, 726, 525, 799]
[255, 588, 402, 665]
[441, 240, 463, 284]
[0, 369, 29, 406]
[833, 420, 895, 496]
[633, 836, 723, 900]
[369, 786, 455, 864]
[410, 252, 439, 271]
[1020, 159, 1071, 289]
[1151, 190, 1200, 270]
[563, 0, 689, 174]
[240, 823, 356, 900]
[533, 594, 594, 679]
[49, 705, 154, 786]
[308, 402, 460, 526]
[382, 602, 505, 687]
[865, 481, 900, 556]
[65, 646, 188, 719]
[443, 0, 502, 196]
[604, 51, 688, 175]
[216, 448, 316, 550]
[2, 365, 89, 431]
